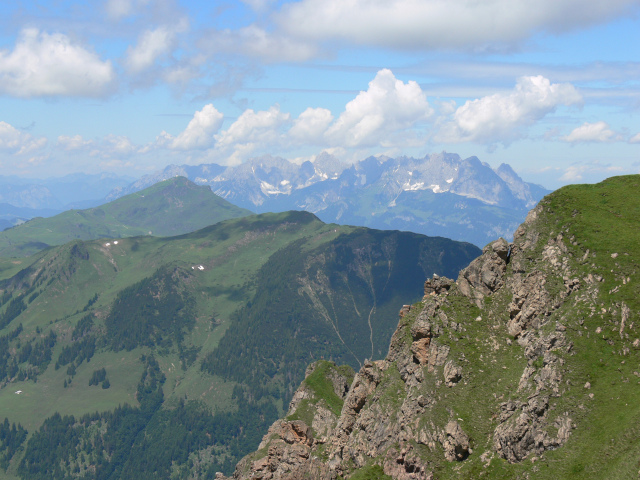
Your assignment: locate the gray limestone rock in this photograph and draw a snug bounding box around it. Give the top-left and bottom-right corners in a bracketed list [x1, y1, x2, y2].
[457, 237, 510, 306]
[441, 421, 471, 461]
[443, 360, 462, 387]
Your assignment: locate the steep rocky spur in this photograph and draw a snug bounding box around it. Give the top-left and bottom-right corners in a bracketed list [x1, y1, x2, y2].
[220, 175, 640, 480]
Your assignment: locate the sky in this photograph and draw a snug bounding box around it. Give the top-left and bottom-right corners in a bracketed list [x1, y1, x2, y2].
[0, 0, 639, 189]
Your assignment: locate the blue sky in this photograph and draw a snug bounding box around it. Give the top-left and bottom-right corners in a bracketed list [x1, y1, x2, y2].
[0, 0, 639, 188]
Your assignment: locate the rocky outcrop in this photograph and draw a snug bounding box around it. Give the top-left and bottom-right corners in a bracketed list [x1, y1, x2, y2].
[235, 420, 316, 480]
[493, 397, 572, 463]
[443, 361, 462, 387]
[457, 238, 509, 306]
[441, 421, 470, 462]
[228, 361, 353, 480]
[220, 184, 640, 479]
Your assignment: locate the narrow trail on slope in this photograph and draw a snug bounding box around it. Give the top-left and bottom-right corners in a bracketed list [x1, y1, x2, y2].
[366, 304, 375, 359]
[298, 279, 361, 368]
[327, 294, 362, 368]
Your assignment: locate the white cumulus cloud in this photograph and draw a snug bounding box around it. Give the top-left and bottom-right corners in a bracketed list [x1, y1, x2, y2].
[325, 69, 433, 148]
[57, 135, 94, 151]
[159, 104, 224, 150]
[215, 105, 290, 150]
[212, 106, 290, 163]
[436, 75, 583, 144]
[289, 108, 334, 144]
[0, 121, 47, 154]
[125, 20, 188, 73]
[276, 0, 640, 51]
[629, 132, 640, 144]
[562, 121, 621, 143]
[90, 135, 138, 158]
[0, 28, 115, 98]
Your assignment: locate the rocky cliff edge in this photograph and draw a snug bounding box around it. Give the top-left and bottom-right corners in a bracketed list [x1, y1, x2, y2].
[219, 176, 640, 480]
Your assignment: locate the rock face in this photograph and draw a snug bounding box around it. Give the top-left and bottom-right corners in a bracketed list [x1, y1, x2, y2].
[442, 421, 470, 462]
[457, 238, 510, 306]
[229, 361, 354, 480]
[219, 177, 640, 479]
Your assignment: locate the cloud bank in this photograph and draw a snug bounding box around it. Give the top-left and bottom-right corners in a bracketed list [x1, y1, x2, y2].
[158, 104, 224, 150]
[0, 29, 115, 98]
[0, 121, 47, 154]
[146, 71, 582, 163]
[277, 0, 640, 50]
[436, 76, 583, 144]
[562, 121, 621, 143]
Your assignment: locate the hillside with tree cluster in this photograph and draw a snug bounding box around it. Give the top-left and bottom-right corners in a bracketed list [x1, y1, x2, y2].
[0, 202, 478, 478]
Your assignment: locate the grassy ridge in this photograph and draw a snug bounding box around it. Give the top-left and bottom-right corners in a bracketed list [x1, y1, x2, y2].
[391, 175, 640, 479]
[0, 177, 252, 258]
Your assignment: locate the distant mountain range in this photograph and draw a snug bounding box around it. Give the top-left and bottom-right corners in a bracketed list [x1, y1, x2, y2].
[0, 153, 549, 246]
[0, 172, 135, 210]
[107, 153, 550, 247]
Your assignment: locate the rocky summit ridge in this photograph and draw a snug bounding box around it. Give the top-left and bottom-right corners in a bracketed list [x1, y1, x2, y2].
[218, 175, 640, 480]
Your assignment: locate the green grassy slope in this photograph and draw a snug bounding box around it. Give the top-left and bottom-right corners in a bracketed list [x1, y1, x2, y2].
[511, 175, 640, 479]
[0, 210, 480, 478]
[0, 176, 252, 258]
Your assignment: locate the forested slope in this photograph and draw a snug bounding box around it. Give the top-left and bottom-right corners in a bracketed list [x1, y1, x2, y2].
[0, 210, 479, 478]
